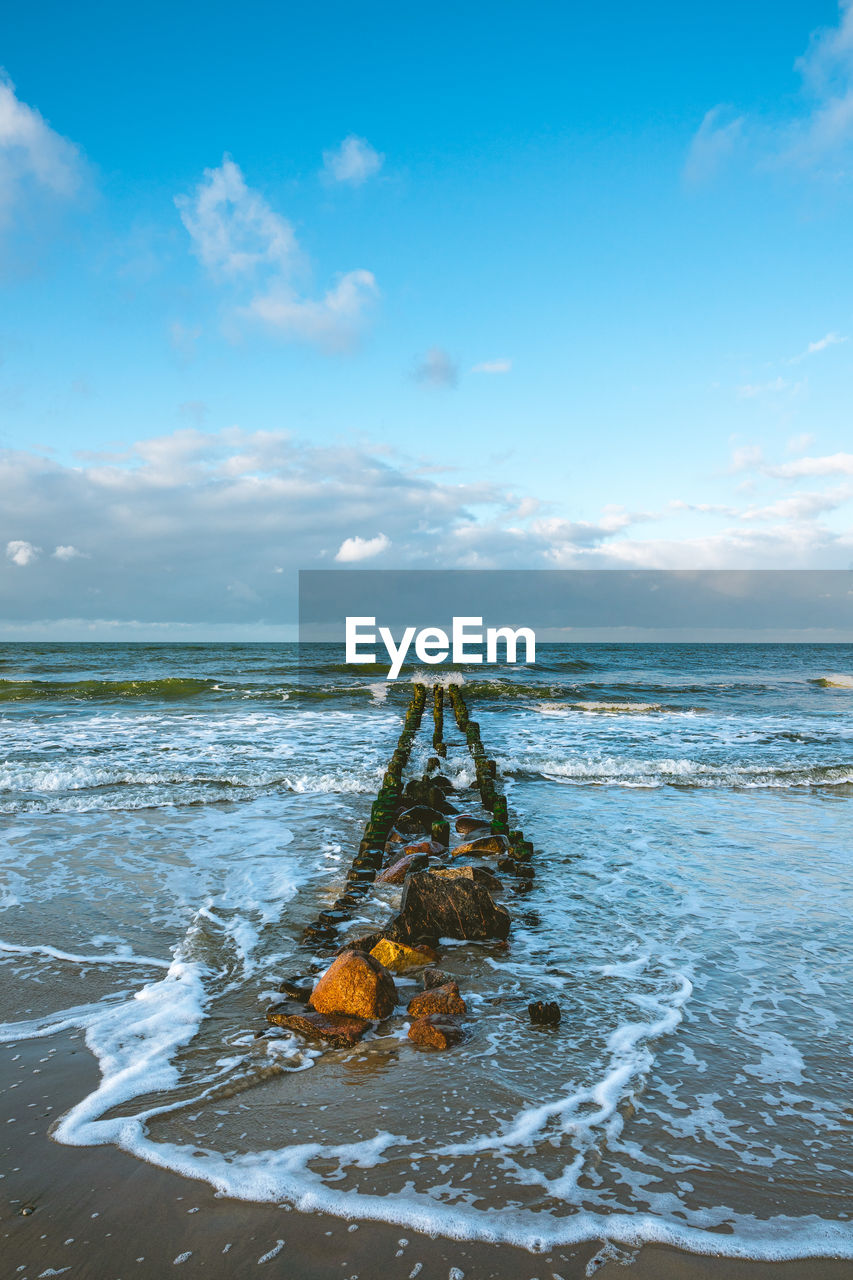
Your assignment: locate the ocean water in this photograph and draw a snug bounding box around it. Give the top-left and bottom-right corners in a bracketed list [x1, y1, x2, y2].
[1, 641, 852, 1260]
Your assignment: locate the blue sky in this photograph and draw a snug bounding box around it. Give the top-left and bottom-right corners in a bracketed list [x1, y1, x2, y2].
[1, 1, 853, 634]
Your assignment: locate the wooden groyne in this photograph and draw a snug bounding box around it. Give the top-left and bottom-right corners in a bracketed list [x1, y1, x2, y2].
[267, 681, 554, 1050]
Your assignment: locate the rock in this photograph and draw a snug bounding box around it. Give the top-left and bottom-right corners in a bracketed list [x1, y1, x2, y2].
[370, 938, 438, 972]
[407, 981, 466, 1017]
[395, 805, 446, 835]
[278, 976, 314, 1001]
[376, 852, 430, 885]
[335, 931, 385, 955]
[429, 775, 454, 794]
[455, 815, 490, 835]
[266, 1008, 369, 1047]
[391, 870, 511, 944]
[311, 950, 398, 1020]
[451, 835, 510, 858]
[528, 1000, 561, 1026]
[422, 966, 454, 988]
[430, 865, 502, 891]
[404, 839, 445, 855]
[408, 1014, 464, 1050]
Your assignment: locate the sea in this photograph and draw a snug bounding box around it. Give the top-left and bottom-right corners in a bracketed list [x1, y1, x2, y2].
[1, 641, 852, 1261]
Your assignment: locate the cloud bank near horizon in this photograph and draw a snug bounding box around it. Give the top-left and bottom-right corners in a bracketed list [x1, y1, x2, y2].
[1, 428, 850, 634]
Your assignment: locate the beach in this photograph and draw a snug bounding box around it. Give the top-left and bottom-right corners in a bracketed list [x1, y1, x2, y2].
[2, 642, 853, 1275]
[4, 1034, 852, 1279]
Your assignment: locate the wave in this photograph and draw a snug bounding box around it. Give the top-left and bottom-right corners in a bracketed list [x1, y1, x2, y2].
[500, 754, 853, 790]
[812, 674, 853, 689]
[0, 677, 215, 702]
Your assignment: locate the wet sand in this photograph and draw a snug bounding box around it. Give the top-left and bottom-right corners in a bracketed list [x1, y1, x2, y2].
[2, 1035, 851, 1280]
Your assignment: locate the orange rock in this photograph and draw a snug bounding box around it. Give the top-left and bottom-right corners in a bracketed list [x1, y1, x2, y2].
[376, 852, 424, 885]
[407, 981, 466, 1017]
[310, 950, 398, 1020]
[407, 1014, 464, 1049]
[450, 835, 509, 858]
[370, 938, 438, 972]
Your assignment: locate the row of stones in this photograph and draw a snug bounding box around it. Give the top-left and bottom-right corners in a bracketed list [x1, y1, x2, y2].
[302, 683, 430, 952]
[266, 681, 559, 1049]
[447, 685, 535, 881]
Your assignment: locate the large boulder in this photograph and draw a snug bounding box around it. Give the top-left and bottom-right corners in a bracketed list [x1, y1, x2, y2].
[266, 1008, 369, 1047]
[407, 981, 466, 1017]
[408, 1014, 464, 1050]
[390, 870, 511, 944]
[310, 950, 398, 1020]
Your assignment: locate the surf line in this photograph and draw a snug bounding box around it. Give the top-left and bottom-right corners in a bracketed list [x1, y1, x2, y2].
[264, 680, 559, 1053]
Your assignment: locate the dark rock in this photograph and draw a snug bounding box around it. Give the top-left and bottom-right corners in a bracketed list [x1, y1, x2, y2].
[422, 966, 454, 989]
[429, 775, 454, 794]
[395, 805, 446, 835]
[408, 1014, 464, 1050]
[392, 870, 511, 944]
[278, 976, 314, 1001]
[455, 815, 490, 836]
[318, 909, 349, 928]
[528, 1000, 561, 1026]
[407, 981, 466, 1017]
[267, 1008, 369, 1047]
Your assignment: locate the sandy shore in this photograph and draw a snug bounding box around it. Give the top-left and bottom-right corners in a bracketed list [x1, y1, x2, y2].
[2, 1034, 851, 1280]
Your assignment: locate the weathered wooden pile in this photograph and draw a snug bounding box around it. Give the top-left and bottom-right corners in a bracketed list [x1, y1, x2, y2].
[266, 681, 551, 1051]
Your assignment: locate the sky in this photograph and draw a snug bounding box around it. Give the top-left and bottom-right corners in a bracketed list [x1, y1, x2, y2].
[1, 1, 853, 636]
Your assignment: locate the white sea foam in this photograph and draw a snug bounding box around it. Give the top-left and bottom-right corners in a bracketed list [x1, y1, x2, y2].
[0, 939, 170, 969]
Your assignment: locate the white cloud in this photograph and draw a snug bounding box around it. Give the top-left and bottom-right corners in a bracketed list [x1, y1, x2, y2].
[53, 544, 84, 560]
[786, 432, 815, 454]
[334, 532, 391, 562]
[1, 431, 849, 628]
[769, 451, 853, 478]
[245, 269, 377, 348]
[683, 105, 745, 184]
[471, 358, 512, 374]
[0, 76, 83, 224]
[321, 135, 384, 186]
[175, 156, 296, 278]
[6, 539, 40, 566]
[789, 331, 848, 362]
[176, 157, 376, 349]
[741, 486, 851, 522]
[413, 348, 458, 388]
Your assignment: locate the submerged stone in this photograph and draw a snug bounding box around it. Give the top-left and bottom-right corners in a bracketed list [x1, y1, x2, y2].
[278, 976, 314, 1001]
[266, 1008, 369, 1047]
[407, 1013, 464, 1050]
